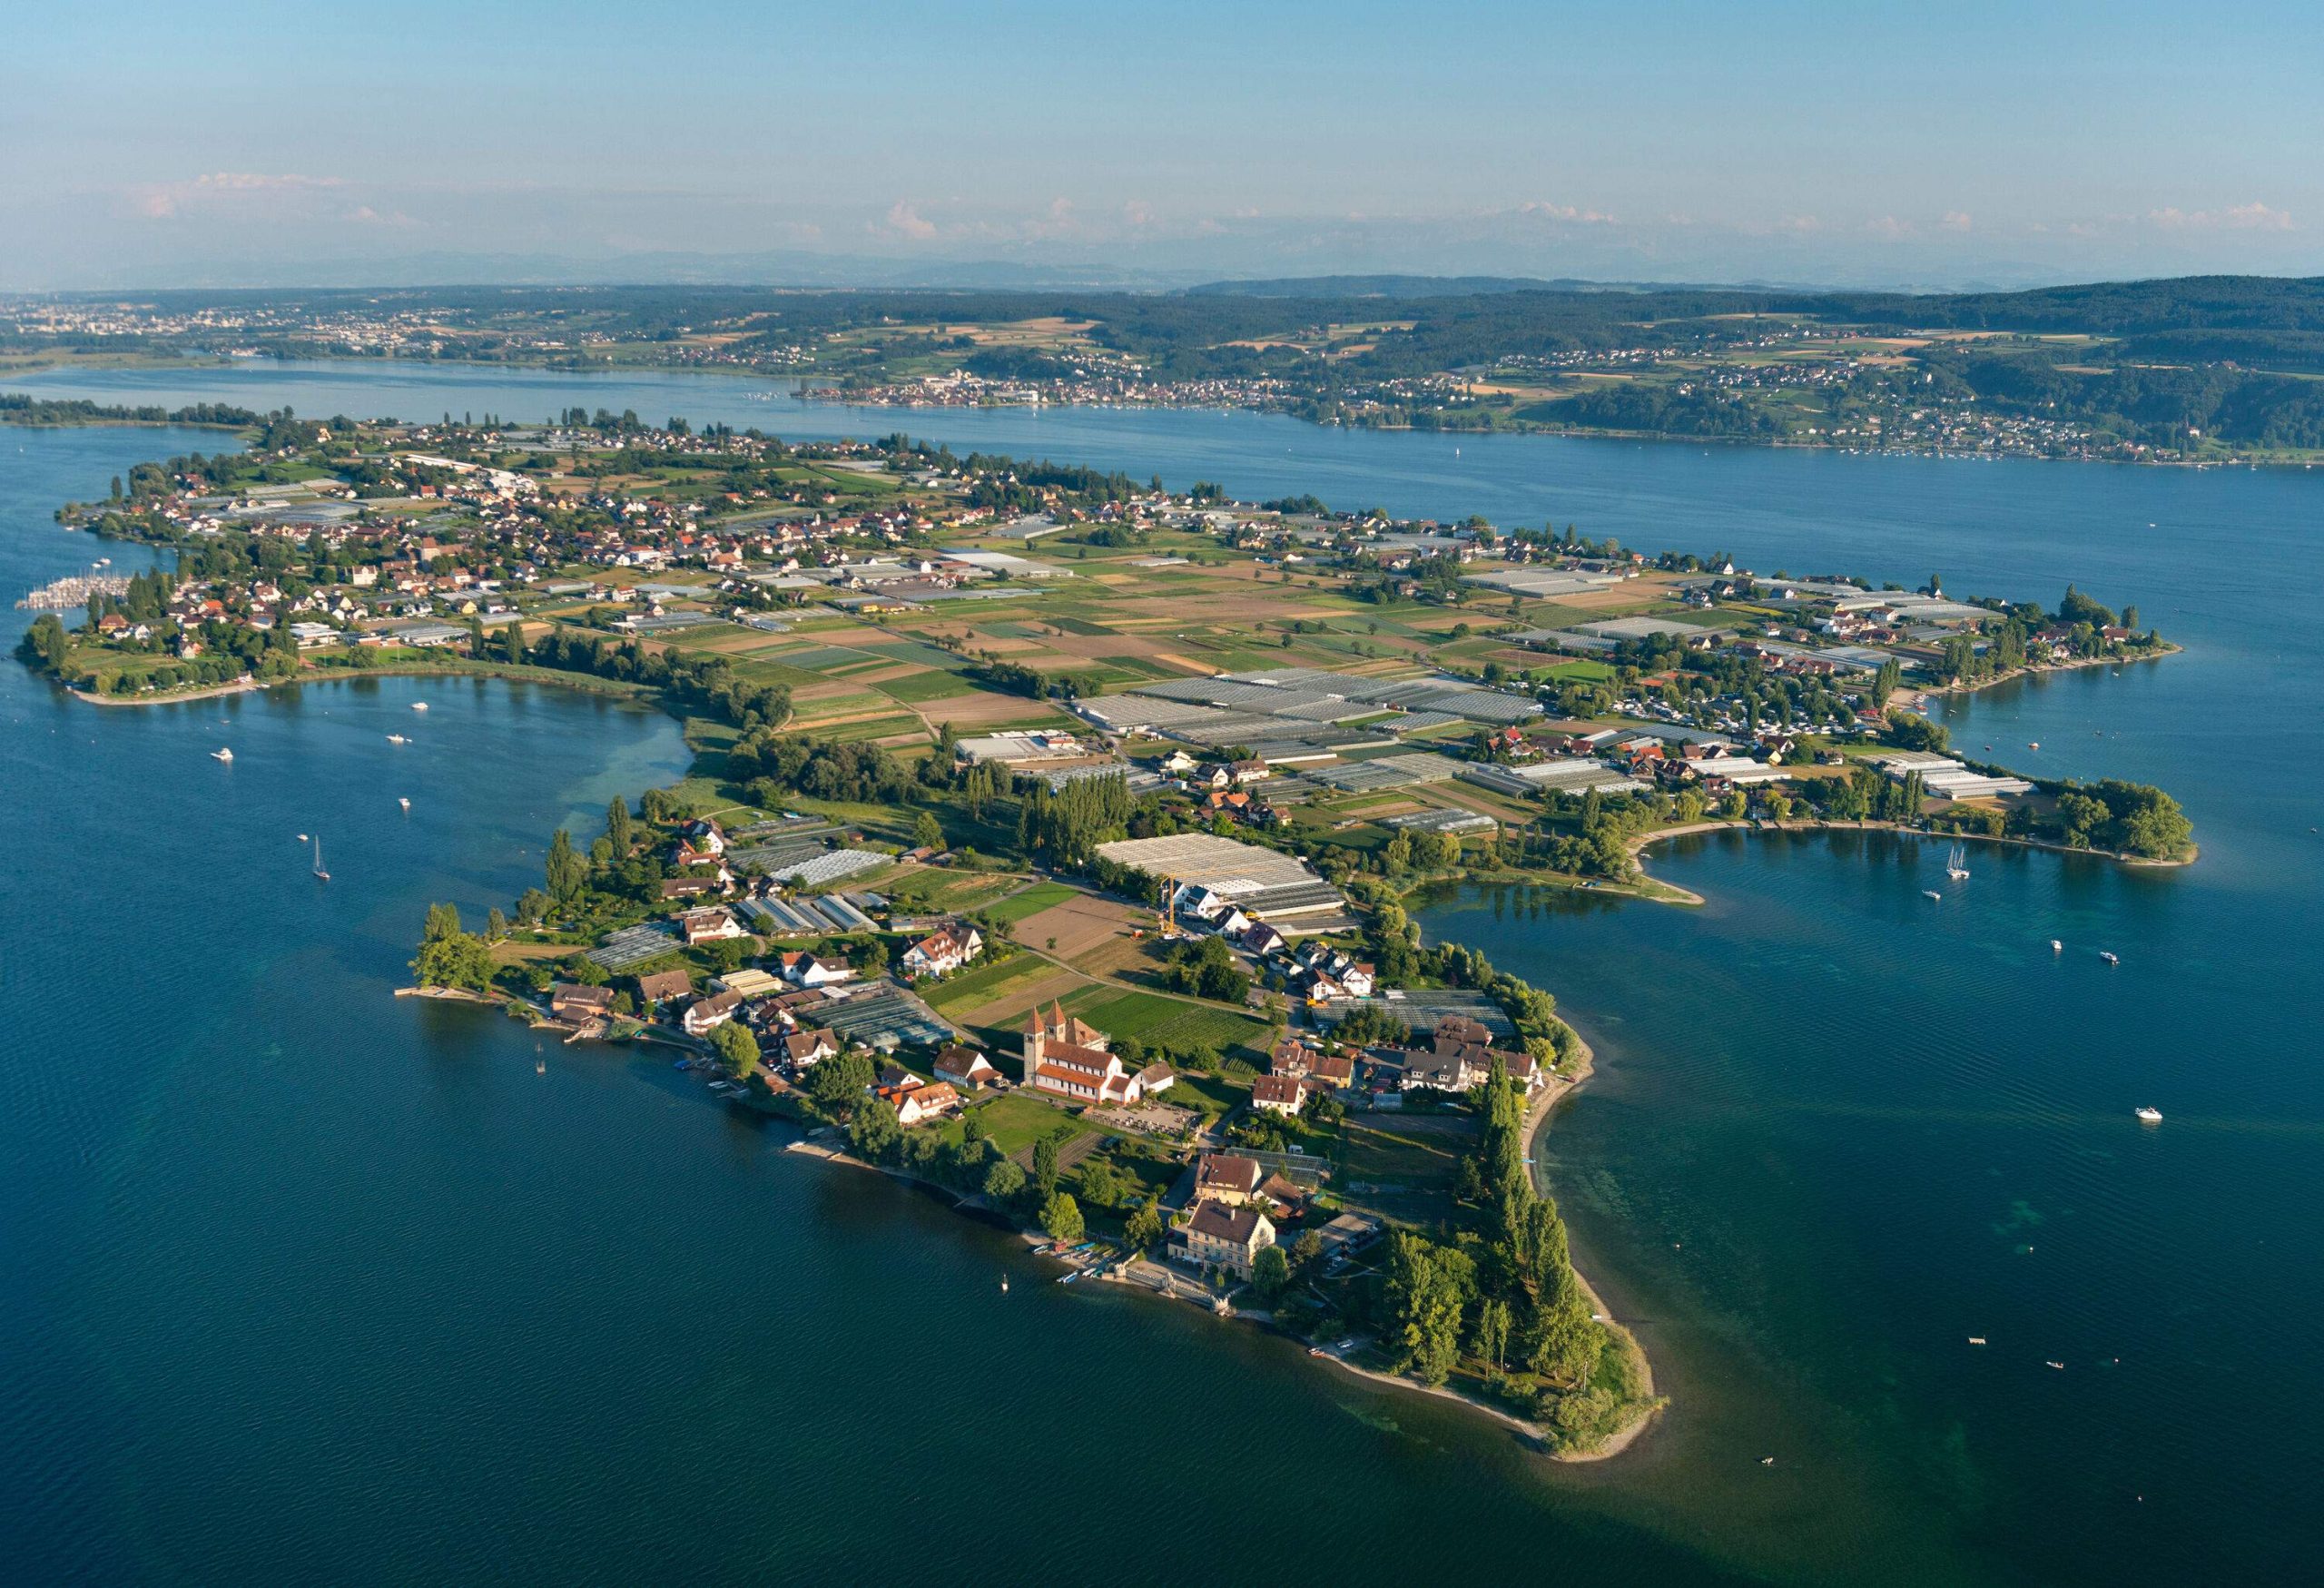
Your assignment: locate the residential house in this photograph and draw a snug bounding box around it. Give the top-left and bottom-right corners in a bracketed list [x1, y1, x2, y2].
[782, 1028, 839, 1069]
[550, 983, 615, 1022]
[679, 906, 748, 945]
[1251, 1073, 1305, 1118]
[1268, 1037, 1319, 1078]
[1256, 1171, 1307, 1217]
[900, 922, 983, 980]
[933, 1045, 1000, 1090]
[777, 951, 853, 988]
[892, 1080, 960, 1128]
[1240, 922, 1289, 958]
[1194, 1153, 1263, 1206]
[635, 969, 693, 1007]
[1174, 1201, 1277, 1280]
[682, 989, 744, 1037]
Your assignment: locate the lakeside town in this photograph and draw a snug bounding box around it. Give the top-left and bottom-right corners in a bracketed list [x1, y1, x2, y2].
[16, 404, 2195, 1454]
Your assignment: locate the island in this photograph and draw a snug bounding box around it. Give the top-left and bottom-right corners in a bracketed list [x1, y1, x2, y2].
[16, 406, 2196, 1457]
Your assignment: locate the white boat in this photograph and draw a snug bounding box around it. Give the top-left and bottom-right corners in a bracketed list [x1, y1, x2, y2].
[2051, 939, 2063, 954]
[2101, 951, 2121, 966]
[387, 734, 408, 745]
[210, 747, 233, 763]
[1922, 889, 1944, 902]
[1968, 1336, 1987, 1346]
[399, 796, 410, 811]
[2135, 1107, 2162, 1123]
[1946, 843, 1970, 881]
[311, 834, 330, 883]
[410, 701, 428, 712]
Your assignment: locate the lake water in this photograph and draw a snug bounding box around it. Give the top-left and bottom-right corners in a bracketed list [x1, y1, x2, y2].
[5, 363, 2321, 1584]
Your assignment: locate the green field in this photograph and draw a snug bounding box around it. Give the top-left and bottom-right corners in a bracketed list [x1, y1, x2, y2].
[1063, 988, 1269, 1055]
[921, 953, 1059, 1016]
[874, 669, 977, 702]
[983, 881, 1078, 923]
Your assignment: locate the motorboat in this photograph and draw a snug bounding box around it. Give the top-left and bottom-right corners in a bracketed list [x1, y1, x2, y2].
[2135, 1107, 2162, 1124]
[2100, 951, 2121, 966]
[1922, 889, 1944, 902]
[410, 701, 428, 712]
[211, 747, 233, 763]
[2051, 939, 2063, 953]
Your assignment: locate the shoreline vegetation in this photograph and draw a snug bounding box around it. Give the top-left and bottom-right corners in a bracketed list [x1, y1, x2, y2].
[16, 399, 2195, 1464]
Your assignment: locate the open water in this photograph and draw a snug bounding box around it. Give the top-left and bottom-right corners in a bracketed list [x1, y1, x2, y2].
[5, 362, 2319, 1583]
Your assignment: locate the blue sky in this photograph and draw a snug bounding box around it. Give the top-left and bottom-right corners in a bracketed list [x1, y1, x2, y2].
[5, 0, 2319, 289]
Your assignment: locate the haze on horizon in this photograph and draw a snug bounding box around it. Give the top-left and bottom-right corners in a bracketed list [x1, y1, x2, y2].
[5, 0, 2319, 293]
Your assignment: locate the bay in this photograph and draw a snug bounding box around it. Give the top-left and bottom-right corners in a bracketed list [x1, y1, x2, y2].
[5, 361, 2320, 1584]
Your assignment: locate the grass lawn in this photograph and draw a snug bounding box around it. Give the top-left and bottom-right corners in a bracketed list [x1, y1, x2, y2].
[1340, 1116, 1475, 1189]
[968, 1093, 1091, 1158]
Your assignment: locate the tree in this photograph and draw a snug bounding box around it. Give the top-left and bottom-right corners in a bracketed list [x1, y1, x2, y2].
[1385, 1232, 1476, 1386]
[711, 1020, 760, 1078]
[1291, 1228, 1325, 1274]
[1124, 1201, 1165, 1253]
[981, 1158, 1027, 1203]
[849, 1094, 901, 1161]
[545, 827, 587, 902]
[1041, 1191, 1085, 1244]
[410, 905, 494, 991]
[1251, 1244, 1292, 1298]
[912, 809, 943, 850]
[1475, 1297, 1513, 1372]
[806, 1049, 874, 1110]
[1032, 1133, 1060, 1201]
[606, 797, 634, 853]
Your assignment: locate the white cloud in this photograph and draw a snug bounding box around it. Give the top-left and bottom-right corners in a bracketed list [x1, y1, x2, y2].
[1866, 215, 1914, 240]
[2148, 201, 2293, 232]
[881, 201, 938, 240]
[1940, 210, 1972, 232]
[131, 172, 346, 219]
[1517, 200, 1616, 224]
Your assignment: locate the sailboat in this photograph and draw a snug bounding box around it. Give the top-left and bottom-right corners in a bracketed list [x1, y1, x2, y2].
[211, 747, 233, 763]
[311, 834, 330, 883]
[1946, 843, 1970, 881]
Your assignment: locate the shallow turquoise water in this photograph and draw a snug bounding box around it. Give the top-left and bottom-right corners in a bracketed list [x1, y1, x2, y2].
[3, 370, 2319, 1583]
